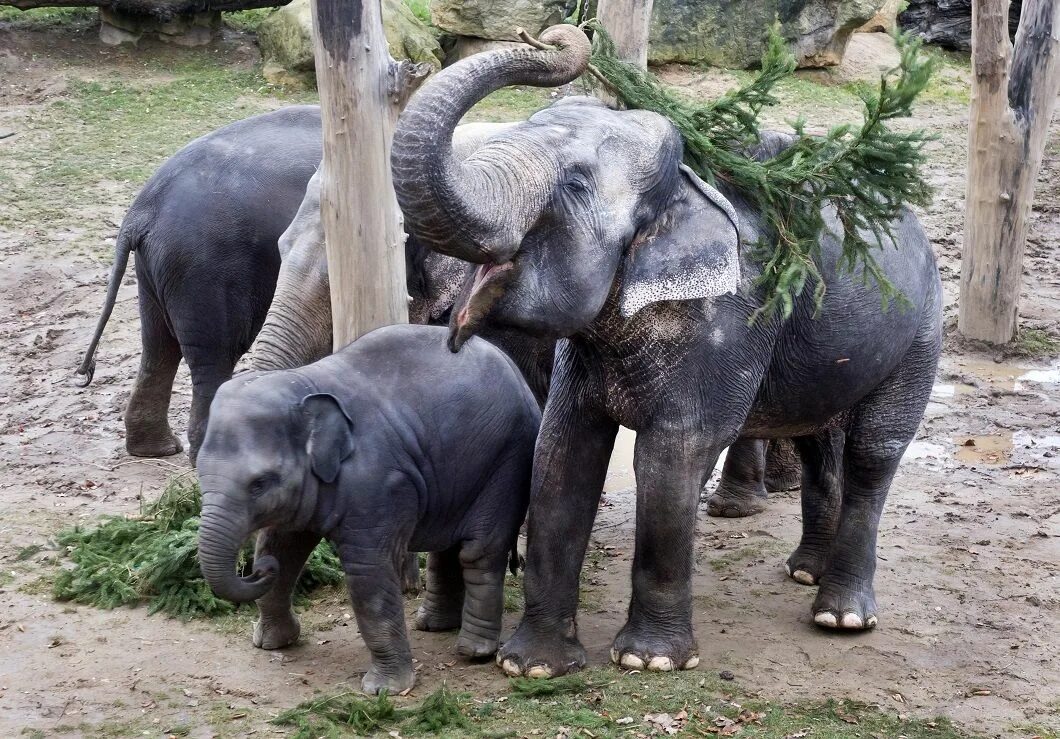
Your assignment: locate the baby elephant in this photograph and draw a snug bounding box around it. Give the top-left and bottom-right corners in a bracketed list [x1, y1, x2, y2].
[196, 324, 540, 694]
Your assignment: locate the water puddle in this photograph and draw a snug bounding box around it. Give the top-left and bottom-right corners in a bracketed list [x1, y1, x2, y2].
[953, 434, 1012, 465]
[1018, 364, 1060, 385]
[904, 440, 948, 461]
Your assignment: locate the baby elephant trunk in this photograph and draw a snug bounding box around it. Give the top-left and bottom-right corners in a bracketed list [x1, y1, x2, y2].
[197, 501, 277, 603]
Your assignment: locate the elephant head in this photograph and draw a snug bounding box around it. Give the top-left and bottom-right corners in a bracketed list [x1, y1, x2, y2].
[196, 373, 352, 603]
[391, 25, 741, 349]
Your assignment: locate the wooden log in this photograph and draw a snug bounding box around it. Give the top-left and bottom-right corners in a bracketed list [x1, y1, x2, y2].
[958, 0, 1060, 344]
[592, 0, 654, 107]
[310, 0, 429, 349]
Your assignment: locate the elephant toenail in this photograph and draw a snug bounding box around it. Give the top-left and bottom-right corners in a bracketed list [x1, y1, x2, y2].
[792, 569, 816, 585]
[501, 659, 522, 677]
[526, 665, 553, 679]
[840, 612, 864, 629]
[866, 615, 878, 628]
[784, 563, 792, 576]
[620, 653, 646, 670]
[682, 655, 700, 670]
[609, 648, 620, 665]
[814, 611, 838, 628]
[647, 656, 674, 671]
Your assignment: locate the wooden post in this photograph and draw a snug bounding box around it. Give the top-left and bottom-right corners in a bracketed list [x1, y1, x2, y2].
[592, 0, 654, 106]
[958, 0, 1060, 345]
[310, 0, 429, 349]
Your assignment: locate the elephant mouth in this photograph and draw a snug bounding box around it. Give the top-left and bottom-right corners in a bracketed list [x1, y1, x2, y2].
[448, 261, 514, 352]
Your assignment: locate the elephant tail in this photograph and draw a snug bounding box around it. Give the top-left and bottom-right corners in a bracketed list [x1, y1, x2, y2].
[75, 223, 138, 387]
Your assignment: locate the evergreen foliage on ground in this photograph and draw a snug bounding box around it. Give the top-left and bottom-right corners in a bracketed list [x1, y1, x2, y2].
[272, 684, 470, 738]
[53, 476, 344, 619]
[584, 21, 937, 319]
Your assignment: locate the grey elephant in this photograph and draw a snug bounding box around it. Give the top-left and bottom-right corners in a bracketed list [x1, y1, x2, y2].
[75, 108, 547, 464]
[391, 25, 942, 677]
[197, 324, 541, 695]
[77, 106, 322, 461]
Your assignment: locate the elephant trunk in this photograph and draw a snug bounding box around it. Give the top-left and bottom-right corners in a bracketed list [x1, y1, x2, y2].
[242, 260, 333, 372]
[391, 24, 590, 264]
[197, 500, 277, 603]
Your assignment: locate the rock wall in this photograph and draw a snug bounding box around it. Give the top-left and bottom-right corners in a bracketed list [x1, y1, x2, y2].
[257, 0, 444, 85]
[430, 0, 574, 40]
[897, 0, 1022, 51]
[648, 0, 888, 68]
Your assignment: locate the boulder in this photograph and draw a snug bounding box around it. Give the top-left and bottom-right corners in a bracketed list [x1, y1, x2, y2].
[257, 0, 444, 82]
[897, 0, 1021, 51]
[857, 0, 900, 33]
[429, 0, 573, 41]
[648, 0, 889, 68]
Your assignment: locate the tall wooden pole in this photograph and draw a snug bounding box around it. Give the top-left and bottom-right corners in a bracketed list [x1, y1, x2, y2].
[309, 0, 429, 349]
[593, 0, 654, 107]
[958, 0, 1060, 345]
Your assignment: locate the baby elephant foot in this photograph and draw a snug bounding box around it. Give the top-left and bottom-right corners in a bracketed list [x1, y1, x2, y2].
[361, 664, 415, 696]
[785, 546, 830, 586]
[610, 620, 699, 672]
[253, 611, 301, 650]
[457, 628, 499, 660]
[811, 577, 878, 630]
[496, 618, 586, 679]
[706, 483, 767, 518]
[413, 601, 463, 633]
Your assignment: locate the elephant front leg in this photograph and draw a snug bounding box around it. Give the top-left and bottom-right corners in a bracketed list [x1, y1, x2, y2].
[496, 403, 618, 678]
[707, 438, 768, 518]
[339, 546, 416, 694]
[414, 547, 464, 632]
[252, 528, 322, 650]
[785, 429, 843, 586]
[455, 547, 508, 660]
[611, 428, 718, 672]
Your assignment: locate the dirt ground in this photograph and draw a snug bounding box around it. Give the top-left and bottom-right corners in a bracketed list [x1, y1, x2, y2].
[0, 17, 1057, 739]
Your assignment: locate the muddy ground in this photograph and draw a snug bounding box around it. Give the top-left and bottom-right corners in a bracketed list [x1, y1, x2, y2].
[0, 16, 1057, 739]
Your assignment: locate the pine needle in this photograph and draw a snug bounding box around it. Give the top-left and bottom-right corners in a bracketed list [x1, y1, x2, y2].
[509, 673, 589, 697]
[271, 684, 470, 737]
[583, 20, 937, 320]
[53, 476, 344, 620]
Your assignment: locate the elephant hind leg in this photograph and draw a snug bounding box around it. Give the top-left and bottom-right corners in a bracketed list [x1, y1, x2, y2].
[812, 339, 937, 631]
[125, 292, 183, 458]
[765, 438, 802, 492]
[706, 438, 768, 518]
[414, 547, 464, 632]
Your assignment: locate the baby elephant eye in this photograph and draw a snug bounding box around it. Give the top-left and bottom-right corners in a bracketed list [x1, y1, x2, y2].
[563, 178, 588, 193]
[248, 473, 279, 497]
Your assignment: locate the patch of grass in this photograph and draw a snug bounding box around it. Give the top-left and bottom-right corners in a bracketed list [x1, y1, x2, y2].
[222, 8, 275, 32]
[0, 6, 96, 28]
[459, 669, 982, 738]
[467, 86, 553, 123]
[52, 476, 344, 619]
[1010, 327, 1060, 359]
[273, 684, 470, 738]
[402, 0, 431, 25]
[502, 571, 523, 614]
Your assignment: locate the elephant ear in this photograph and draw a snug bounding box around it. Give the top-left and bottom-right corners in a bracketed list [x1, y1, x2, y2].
[619, 164, 741, 318]
[301, 393, 354, 484]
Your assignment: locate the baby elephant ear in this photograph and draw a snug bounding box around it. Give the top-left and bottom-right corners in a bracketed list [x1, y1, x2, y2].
[301, 393, 355, 484]
[619, 164, 741, 318]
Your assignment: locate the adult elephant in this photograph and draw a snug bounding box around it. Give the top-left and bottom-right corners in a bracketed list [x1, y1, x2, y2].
[390, 24, 942, 677]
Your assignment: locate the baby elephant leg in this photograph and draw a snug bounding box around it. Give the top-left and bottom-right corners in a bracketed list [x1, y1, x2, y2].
[253, 528, 322, 649]
[455, 544, 509, 660]
[414, 547, 465, 632]
[341, 549, 416, 695]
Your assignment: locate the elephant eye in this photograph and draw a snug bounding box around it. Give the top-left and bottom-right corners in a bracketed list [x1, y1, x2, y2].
[562, 178, 588, 193]
[248, 473, 278, 497]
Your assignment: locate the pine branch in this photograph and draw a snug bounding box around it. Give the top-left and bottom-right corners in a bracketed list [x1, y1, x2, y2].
[582, 20, 938, 319]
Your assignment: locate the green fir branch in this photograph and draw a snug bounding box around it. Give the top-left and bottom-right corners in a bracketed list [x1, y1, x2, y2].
[583, 20, 937, 320]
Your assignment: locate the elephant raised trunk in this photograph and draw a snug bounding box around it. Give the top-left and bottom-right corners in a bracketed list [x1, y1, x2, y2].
[198, 499, 278, 603]
[391, 24, 590, 264]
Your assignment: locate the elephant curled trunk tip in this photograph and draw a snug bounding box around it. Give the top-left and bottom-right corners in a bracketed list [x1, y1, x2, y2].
[198, 512, 279, 603]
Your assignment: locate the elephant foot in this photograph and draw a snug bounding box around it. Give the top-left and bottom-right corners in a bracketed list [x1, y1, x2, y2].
[126, 431, 183, 458]
[253, 611, 301, 649]
[413, 601, 463, 632]
[765, 467, 801, 493]
[361, 664, 415, 696]
[457, 628, 498, 660]
[784, 545, 830, 586]
[610, 619, 699, 673]
[706, 480, 767, 518]
[496, 617, 586, 679]
[764, 439, 801, 492]
[811, 577, 878, 631]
